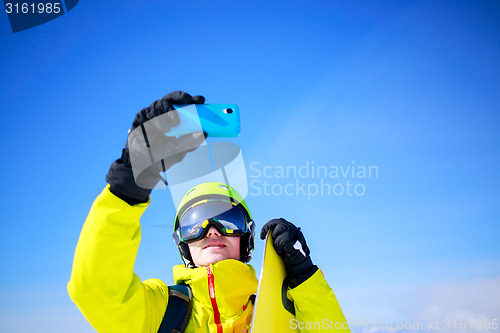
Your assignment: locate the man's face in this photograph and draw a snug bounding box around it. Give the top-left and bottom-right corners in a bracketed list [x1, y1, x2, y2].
[188, 226, 241, 267]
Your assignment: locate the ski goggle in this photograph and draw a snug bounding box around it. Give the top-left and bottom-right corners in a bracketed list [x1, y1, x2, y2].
[176, 199, 250, 243]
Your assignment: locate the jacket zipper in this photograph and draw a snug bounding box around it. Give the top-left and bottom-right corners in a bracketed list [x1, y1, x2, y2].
[207, 265, 223, 333]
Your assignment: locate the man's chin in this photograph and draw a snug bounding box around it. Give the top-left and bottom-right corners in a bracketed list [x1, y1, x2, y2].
[201, 250, 233, 265]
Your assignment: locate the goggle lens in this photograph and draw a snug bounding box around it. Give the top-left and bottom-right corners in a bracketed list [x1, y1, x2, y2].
[179, 201, 248, 242]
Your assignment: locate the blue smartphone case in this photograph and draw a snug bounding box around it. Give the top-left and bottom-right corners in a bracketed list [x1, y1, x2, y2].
[167, 104, 240, 137]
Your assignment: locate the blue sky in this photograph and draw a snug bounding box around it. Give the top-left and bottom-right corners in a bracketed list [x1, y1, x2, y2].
[1, 1, 499, 332]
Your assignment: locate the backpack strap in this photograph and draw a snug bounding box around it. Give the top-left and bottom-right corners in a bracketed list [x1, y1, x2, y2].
[157, 284, 193, 333]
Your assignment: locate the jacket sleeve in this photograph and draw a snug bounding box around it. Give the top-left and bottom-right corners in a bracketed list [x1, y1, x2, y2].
[288, 269, 350, 332]
[67, 185, 168, 333]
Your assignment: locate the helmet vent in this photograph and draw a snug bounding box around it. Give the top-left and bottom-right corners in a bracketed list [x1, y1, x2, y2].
[218, 184, 230, 190]
[186, 188, 197, 196]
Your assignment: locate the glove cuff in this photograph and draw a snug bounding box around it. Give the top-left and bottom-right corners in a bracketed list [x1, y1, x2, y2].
[106, 156, 152, 205]
[287, 257, 318, 288]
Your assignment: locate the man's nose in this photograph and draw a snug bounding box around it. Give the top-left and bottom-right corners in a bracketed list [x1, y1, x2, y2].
[206, 226, 221, 237]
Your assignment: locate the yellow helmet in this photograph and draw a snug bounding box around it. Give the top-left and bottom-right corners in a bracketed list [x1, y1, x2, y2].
[172, 182, 254, 267]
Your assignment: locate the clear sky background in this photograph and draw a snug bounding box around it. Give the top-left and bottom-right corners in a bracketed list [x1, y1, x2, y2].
[1, 1, 499, 332]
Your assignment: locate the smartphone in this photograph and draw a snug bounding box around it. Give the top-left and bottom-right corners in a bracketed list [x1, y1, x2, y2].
[165, 104, 241, 137]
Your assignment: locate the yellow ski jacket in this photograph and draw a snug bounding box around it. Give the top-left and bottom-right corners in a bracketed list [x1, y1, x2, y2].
[68, 186, 350, 332]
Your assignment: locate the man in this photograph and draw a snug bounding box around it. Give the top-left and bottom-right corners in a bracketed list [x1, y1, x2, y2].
[68, 91, 349, 332]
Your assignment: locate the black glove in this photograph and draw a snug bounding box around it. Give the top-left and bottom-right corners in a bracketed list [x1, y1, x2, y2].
[260, 218, 318, 288]
[106, 91, 206, 205]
